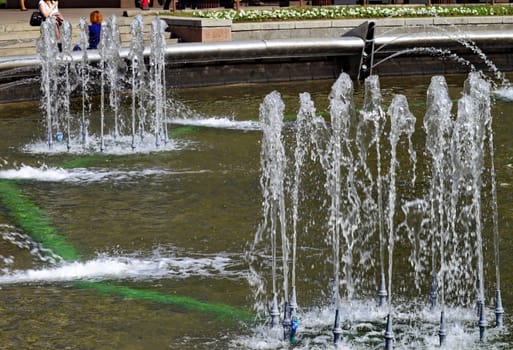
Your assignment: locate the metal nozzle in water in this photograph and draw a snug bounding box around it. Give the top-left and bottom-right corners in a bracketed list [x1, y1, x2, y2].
[289, 286, 298, 317]
[282, 301, 292, 341]
[333, 308, 342, 344]
[478, 302, 488, 342]
[378, 272, 387, 307]
[384, 313, 393, 350]
[269, 293, 280, 328]
[495, 289, 504, 328]
[439, 310, 447, 346]
[476, 279, 482, 317]
[287, 287, 299, 343]
[429, 274, 437, 309]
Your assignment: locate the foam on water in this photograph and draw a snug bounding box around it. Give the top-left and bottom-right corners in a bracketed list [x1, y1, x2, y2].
[0, 224, 62, 265]
[493, 85, 513, 102]
[0, 223, 245, 284]
[0, 251, 243, 285]
[231, 301, 505, 350]
[170, 117, 261, 131]
[0, 164, 209, 183]
[23, 134, 193, 155]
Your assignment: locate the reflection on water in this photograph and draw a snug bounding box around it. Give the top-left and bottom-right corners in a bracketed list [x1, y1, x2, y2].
[0, 76, 512, 348]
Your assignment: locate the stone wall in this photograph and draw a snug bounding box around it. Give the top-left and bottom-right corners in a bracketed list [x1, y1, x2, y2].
[164, 17, 232, 42]
[231, 16, 513, 40]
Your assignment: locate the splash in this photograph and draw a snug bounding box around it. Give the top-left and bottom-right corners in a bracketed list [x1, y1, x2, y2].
[0, 251, 243, 285]
[170, 117, 261, 131]
[0, 164, 209, 183]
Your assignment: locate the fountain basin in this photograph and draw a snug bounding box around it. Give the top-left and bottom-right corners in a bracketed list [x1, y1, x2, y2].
[3, 20, 513, 103]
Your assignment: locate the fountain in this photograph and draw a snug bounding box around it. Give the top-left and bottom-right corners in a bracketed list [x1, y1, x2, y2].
[36, 14, 170, 153]
[252, 71, 505, 348]
[0, 13, 511, 350]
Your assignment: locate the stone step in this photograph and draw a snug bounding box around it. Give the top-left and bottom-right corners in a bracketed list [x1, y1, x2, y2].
[0, 16, 176, 58]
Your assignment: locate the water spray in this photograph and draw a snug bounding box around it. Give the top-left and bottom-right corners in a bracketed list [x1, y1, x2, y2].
[77, 17, 90, 146]
[38, 19, 60, 150]
[429, 274, 437, 309]
[150, 17, 168, 148]
[483, 70, 505, 328]
[248, 71, 501, 346]
[476, 283, 483, 320]
[384, 94, 415, 350]
[289, 286, 297, 317]
[128, 15, 146, 151]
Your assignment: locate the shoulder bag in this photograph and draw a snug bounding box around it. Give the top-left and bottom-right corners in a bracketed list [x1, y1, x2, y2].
[30, 11, 45, 26]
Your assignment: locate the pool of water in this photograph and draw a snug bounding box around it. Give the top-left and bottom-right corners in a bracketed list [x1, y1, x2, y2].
[0, 74, 512, 349]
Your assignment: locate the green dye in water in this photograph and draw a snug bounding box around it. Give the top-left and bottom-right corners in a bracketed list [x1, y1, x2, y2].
[0, 179, 252, 320]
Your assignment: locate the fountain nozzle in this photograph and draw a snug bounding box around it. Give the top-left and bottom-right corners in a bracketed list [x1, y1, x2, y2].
[289, 286, 298, 317]
[478, 302, 488, 341]
[282, 301, 292, 341]
[333, 308, 342, 344]
[495, 289, 504, 328]
[378, 272, 387, 307]
[384, 313, 393, 350]
[269, 293, 280, 328]
[439, 310, 447, 346]
[282, 301, 299, 343]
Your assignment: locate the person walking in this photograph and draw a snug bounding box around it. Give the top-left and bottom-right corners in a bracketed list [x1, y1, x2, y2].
[20, 0, 27, 11]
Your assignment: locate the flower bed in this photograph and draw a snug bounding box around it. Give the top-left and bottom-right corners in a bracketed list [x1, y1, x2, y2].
[190, 4, 513, 21]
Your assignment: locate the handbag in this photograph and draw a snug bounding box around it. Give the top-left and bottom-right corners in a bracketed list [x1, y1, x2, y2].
[29, 11, 44, 26]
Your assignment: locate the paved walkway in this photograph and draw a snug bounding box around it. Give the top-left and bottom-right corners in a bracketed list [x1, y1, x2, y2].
[0, 3, 291, 56]
[0, 7, 159, 25]
[0, 7, 176, 57]
[0, 2, 284, 25]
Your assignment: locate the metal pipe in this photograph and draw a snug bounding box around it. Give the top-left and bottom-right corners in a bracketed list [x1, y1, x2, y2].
[374, 31, 513, 51]
[0, 37, 365, 70]
[4, 30, 513, 71]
